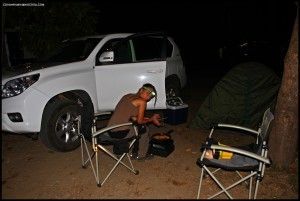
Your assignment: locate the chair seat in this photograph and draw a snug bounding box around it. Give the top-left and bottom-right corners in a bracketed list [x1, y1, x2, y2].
[197, 156, 259, 171]
[97, 132, 134, 145]
[197, 142, 260, 171]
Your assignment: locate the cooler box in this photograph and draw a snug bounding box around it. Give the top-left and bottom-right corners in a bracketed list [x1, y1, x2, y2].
[165, 103, 189, 125]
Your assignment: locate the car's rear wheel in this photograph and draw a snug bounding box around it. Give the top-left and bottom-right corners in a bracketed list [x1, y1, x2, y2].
[40, 99, 81, 152]
[166, 77, 181, 99]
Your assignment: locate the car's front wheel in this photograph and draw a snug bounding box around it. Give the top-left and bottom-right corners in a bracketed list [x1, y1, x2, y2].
[40, 99, 81, 152]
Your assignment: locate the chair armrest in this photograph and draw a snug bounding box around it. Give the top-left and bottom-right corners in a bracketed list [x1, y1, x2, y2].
[217, 123, 259, 135]
[94, 111, 112, 117]
[92, 122, 133, 138]
[210, 144, 270, 165]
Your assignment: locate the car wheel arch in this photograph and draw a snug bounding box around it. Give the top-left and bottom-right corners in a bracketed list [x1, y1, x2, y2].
[41, 90, 95, 150]
[43, 90, 95, 115]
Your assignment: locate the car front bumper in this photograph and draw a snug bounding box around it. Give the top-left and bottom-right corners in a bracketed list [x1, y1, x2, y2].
[2, 88, 49, 133]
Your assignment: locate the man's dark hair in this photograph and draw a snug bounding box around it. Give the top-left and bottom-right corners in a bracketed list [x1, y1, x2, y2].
[142, 83, 157, 107]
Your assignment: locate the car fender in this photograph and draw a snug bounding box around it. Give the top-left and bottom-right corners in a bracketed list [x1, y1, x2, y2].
[33, 62, 98, 110]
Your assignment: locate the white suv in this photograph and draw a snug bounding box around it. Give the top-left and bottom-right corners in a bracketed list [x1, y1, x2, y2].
[2, 32, 187, 151]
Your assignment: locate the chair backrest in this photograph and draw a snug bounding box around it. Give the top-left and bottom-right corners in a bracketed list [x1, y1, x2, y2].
[258, 108, 274, 141]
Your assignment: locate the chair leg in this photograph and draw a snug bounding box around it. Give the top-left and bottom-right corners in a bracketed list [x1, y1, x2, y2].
[249, 171, 253, 199]
[236, 170, 249, 187]
[126, 153, 139, 175]
[80, 135, 100, 186]
[97, 144, 137, 172]
[95, 151, 101, 187]
[99, 151, 139, 186]
[210, 171, 258, 199]
[81, 146, 95, 168]
[204, 165, 234, 199]
[95, 138, 139, 186]
[197, 168, 205, 199]
[100, 152, 127, 186]
[254, 179, 260, 199]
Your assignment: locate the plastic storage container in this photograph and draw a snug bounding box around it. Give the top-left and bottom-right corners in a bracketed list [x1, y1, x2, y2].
[165, 103, 188, 125]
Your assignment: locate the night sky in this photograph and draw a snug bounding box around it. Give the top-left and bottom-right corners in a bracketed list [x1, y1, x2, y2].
[3, 0, 297, 78]
[90, 0, 297, 73]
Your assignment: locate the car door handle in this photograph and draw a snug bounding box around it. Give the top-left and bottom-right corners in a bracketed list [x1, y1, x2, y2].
[147, 69, 163, 74]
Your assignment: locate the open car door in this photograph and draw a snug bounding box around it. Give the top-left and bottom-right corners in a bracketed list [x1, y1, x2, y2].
[94, 32, 167, 111]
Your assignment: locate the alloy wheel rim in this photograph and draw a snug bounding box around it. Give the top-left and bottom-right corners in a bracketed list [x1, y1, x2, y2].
[55, 111, 79, 144]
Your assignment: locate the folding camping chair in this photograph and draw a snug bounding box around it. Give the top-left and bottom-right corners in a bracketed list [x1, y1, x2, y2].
[77, 114, 140, 187]
[196, 108, 274, 199]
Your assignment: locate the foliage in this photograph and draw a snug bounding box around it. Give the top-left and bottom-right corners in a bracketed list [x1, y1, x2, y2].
[4, 1, 98, 57]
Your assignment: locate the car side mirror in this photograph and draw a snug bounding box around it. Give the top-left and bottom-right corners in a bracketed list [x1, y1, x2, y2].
[99, 51, 114, 63]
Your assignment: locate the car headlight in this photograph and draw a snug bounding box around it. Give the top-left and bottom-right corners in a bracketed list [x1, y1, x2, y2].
[2, 74, 40, 99]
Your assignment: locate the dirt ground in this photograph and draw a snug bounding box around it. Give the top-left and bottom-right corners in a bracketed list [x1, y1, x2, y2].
[2, 80, 299, 199]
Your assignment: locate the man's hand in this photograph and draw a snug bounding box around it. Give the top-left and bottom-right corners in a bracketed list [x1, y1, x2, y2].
[150, 113, 161, 126]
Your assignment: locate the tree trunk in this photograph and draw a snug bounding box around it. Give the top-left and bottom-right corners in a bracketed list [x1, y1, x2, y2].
[269, 7, 298, 170]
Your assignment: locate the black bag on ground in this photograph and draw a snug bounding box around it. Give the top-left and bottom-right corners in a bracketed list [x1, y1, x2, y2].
[113, 140, 130, 155]
[149, 130, 175, 157]
[108, 130, 130, 155]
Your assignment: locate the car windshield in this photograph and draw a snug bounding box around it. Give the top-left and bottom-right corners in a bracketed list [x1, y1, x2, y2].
[39, 38, 102, 63]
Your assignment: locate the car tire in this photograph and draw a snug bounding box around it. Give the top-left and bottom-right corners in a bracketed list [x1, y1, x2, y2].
[76, 95, 93, 142]
[166, 77, 181, 99]
[40, 99, 81, 152]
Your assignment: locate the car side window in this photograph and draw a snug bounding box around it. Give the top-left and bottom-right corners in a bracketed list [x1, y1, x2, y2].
[96, 39, 132, 65]
[132, 36, 166, 62]
[114, 40, 132, 64]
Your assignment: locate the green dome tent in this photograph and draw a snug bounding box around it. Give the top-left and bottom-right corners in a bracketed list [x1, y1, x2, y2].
[190, 62, 281, 130]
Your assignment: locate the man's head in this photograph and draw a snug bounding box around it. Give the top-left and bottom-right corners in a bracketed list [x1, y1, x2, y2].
[139, 83, 157, 106]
